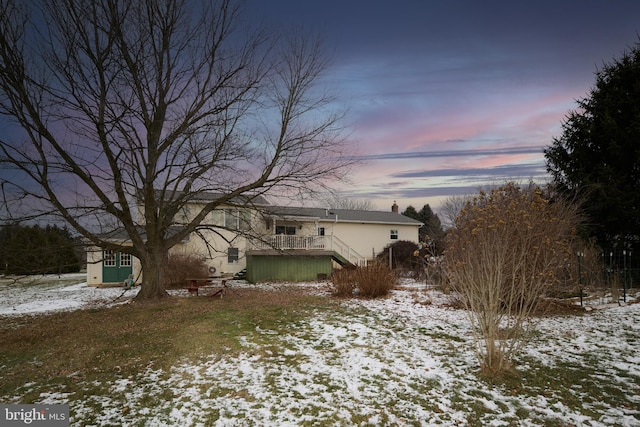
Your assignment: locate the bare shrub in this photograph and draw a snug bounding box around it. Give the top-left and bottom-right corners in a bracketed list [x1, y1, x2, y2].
[445, 182, 581, 375]
[414, 238, 448, 287]
[425, 257, 449, 289]
[329, 268, 356, 297]
[355, 264, 397, 298]
[163, 254, 209, 289]
[377, 240, 421, 278]
[549, 238, 605, 301]
[329, 264, 397, 298]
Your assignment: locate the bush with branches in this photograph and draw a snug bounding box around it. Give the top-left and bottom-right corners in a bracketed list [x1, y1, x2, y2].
[162, 254, 210, 289]
[549, 239, 606, 300]
[356, 264, 397, 297]
[413, 238, 448, 289]
[377, 240, 421, 278]
[329, 268, 356, 297]
[329, 264, 397, 298]
[445, 182, 581, 374]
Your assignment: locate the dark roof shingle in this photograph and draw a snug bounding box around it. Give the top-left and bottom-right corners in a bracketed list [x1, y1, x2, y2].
[265, 206, 422, 226]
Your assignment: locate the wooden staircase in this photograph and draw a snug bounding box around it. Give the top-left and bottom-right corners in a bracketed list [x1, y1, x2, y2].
[331, 251, 356, 268]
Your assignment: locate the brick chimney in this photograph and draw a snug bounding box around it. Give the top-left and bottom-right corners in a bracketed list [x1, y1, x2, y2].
[391, 200, 398, 213]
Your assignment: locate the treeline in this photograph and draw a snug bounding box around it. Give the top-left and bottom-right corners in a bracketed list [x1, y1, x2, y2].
[0, 224, 82, 275]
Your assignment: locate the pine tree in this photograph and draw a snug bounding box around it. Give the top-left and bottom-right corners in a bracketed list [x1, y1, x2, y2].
[545, 39, 640, 251]
[0, 224, 80, 275]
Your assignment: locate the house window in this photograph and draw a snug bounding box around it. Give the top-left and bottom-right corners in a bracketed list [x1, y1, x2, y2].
[211, 209, 224, 226]
[318, 227, 325, 236]
[224, 208, 237, 229]
[120, 253, 132, 267]
[104, 250, 116, 267]
[390, 229, 398, 240]
[221, 208, 251, 230]
[276, 225, 296, 235]
[239, 209, 251, 231]
[228, 247, 239, 263]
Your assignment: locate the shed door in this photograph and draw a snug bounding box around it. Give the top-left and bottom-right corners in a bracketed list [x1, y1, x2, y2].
[102, 250, 133, 283]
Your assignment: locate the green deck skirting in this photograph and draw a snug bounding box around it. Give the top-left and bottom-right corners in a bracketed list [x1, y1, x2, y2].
[246, 250, 336, 282]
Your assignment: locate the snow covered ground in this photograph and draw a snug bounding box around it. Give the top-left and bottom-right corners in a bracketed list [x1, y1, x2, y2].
[1, 275, 639, 426]
[0, 273, 140, 316]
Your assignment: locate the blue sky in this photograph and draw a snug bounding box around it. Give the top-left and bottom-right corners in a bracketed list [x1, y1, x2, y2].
[1, 1, 638, 216]
[246, 1, 640, 211]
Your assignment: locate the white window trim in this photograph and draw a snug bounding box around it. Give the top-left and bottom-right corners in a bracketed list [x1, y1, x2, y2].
[228, 247, 239, 263]
[104, 249, 116, 267]
[120, 253, 132, 267]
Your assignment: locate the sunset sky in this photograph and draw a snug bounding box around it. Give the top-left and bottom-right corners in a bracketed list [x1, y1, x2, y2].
[246, 1, 640, 212]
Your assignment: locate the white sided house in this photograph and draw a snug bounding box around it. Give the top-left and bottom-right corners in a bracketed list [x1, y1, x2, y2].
[87, 197, 422, 286]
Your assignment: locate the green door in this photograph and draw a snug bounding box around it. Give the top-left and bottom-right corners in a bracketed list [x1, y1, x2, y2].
[102, 250, 133, 283]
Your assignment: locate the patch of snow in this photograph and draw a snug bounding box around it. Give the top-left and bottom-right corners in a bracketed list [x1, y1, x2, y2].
[1, 275, 639, 425]
[0, 275, 139, 316]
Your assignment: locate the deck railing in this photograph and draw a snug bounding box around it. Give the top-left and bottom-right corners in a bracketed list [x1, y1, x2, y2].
[252, 235, 367, 266]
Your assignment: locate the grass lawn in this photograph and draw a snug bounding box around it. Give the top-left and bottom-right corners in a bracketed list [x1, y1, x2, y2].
[1, 283, 639, 426]
[1, 288, 325, 393]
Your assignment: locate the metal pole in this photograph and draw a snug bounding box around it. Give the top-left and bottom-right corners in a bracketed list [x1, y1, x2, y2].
[623, 250, 627, 303]
[630, 251, 633, 290]
[610, 251, 613, 288]
[578, 251, 584, 307]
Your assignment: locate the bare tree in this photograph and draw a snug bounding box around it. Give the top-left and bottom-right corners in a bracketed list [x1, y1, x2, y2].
[445, 182, 581, 374]
[0, 0, 354, 300]
[325, 191, 375, 211]
[439, 194, 473, 229]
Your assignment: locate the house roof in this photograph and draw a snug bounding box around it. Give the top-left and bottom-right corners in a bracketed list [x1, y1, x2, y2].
[156, 190, 420, 226]
[264, 206, 423, 226]
[190, 192, 270, 206]
[96, 225, 188, 243]
[152, 189, 270, 206]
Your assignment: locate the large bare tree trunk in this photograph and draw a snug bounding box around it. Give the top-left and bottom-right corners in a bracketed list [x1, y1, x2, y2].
[136, 247, 169, 301]
[0, 0, 356, 302]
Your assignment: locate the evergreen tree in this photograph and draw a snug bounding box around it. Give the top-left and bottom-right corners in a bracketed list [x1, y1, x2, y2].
[417, 204, 443, 240]
[0, 224, 80, 275]
[545, 39, 640, 251]
[402, 205, 419, 219]
[402, 204, 445, 254]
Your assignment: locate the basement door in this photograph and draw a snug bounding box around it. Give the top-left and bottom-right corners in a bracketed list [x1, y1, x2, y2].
[102, 249, 133, 283]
